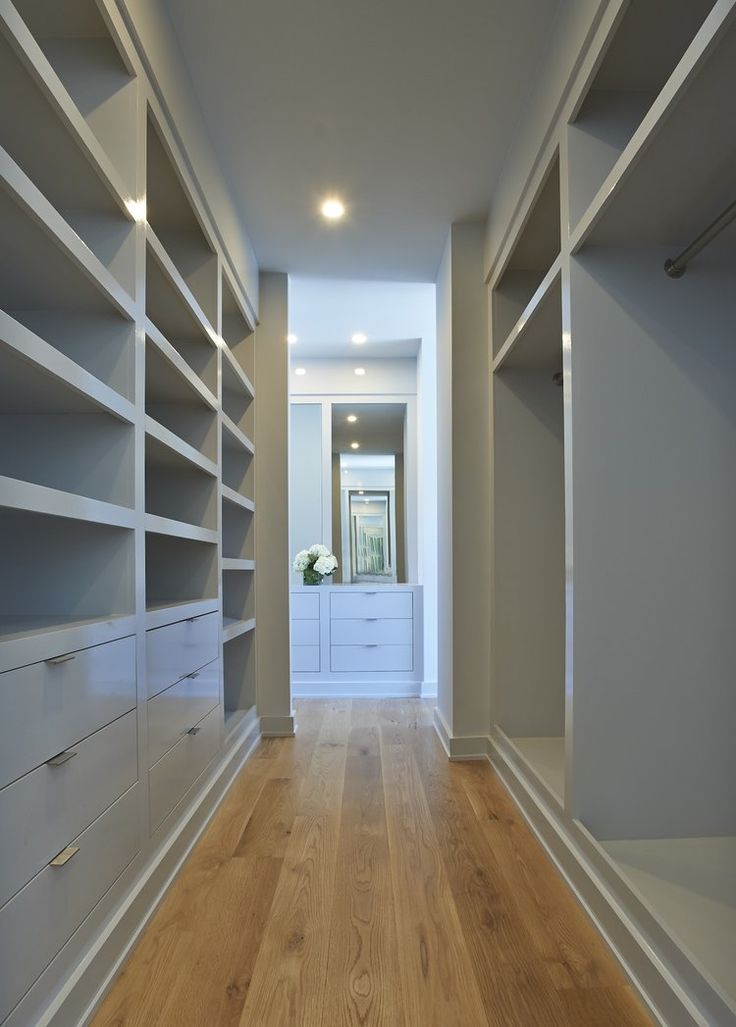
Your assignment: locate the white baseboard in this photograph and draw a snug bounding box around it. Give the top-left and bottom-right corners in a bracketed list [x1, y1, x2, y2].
[260, 714, 295, 736]
[32, 717, 261, 1027]
[432, 706, 488, 760]
[421, 680, 438, 698]
[292, 681, 421, 698]
[488, 738, 731, 1027]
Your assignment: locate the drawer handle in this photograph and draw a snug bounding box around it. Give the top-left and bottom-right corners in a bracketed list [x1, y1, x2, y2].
[187, 671, 200, 679]
[187, 726, 201, 735]
[364, 592, 378, 596]
[364, 618, 378, 622]
[45, 653, 76, 666]
[46, 750, 77, 767]
[364, 644, 379, 648]
[50, 845, 79, 867]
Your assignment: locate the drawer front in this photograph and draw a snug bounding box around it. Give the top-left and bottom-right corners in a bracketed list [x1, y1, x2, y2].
[330, 644, 414, 673]
[147, 659, 219, 767]
[291, 619, 319, 645]
[291, 645, 320, 673]
[291, 593, 320, 620]
[146, 612, 219, 698]
[0, 636, 136, 789]
[149, 705, 221, 832]
[330, 591, 413, 620]
[0, 783, 139, 1024]
[0, 710, 137, 910]
[331, 618, 413, 646]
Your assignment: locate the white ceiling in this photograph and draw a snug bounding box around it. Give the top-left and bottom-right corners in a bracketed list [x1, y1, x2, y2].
[162, 0, 560, 281]
[288, 276, 432, 357]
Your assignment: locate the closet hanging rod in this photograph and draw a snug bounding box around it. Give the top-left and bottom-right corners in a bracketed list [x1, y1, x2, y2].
[664, 198, 736, 278]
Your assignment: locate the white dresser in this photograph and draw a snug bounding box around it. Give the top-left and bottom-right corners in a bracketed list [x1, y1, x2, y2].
[290, 585, 423, 696]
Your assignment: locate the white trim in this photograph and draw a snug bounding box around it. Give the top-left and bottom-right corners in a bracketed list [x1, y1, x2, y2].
[432, 706, 488, 760]
[292, 680, 421, 699]
[260, 714, 295, 737]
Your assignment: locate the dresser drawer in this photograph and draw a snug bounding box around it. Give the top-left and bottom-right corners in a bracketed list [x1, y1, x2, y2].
[0, 782, 139, 1024]
[330, 591, 413, 620]
[0, 636, 136, 789]
[291, 619, 319, 645]
[291, 593, 320, 620]
[330, 644, 414, 673]
[146, 612, 219, 698]
[0, 710, 137, 910]
[147, 659, 219, 766]
[149, 705, 221, 832]
[331, 618, 413, 646]
[291, 645, 320, 672]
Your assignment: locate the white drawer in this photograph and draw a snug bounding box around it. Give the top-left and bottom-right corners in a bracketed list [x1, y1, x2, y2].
[0, 782, 139, 1024]
[146, 612, 219, 698]
[291, 593, 320, 620]
[291, 645, 320, 672]
[147, 659, 219, 767]
[331, 618, 413, 646]
[291, 619, 319, 645]
[149, 704, 221, 832]
[0, 710, 137, 909]
[0, 636, 136, 789]
[330, 644, 414, 673]
[330, 591, 413, 620]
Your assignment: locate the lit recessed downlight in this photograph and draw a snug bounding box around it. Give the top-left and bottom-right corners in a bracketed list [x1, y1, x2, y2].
[287, 333, 298, 344]
[358, 490, 364, 495]
[354, 367, 366, 376]
[351, 333, 367, 344]
[350, 442, 360, 450]
[294, 367, 307, 376]
[320, 197, 345, 220]
[347, 414, 357, 423]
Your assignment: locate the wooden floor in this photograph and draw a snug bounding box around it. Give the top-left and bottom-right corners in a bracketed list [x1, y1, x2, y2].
[93, 700, 652, 1026]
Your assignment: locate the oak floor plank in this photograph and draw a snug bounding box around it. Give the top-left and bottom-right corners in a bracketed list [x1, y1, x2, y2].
[93, 701, 653, 1027]
[381, 740, 490, 1026]
[322, 728, 406, 1027]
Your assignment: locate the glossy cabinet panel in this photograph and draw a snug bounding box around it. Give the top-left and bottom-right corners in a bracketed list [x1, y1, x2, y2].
[0, 636, 136, 788]
[291, 593, 320, 620]
[149, 705, 221, 832]
[291, 646, 320, 672]
[145, 612, 219, 699]
[330, 644, 413, 673]
[0, 783, 140, 1024]
[147, 659, 219, 767]
[330, 591, 413, 620]
[291, 619, 319, 645]
[331, 618, 413, 646]
[0, 710, 137, 909]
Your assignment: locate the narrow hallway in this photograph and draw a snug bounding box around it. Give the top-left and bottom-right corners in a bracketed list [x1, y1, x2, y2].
[94, 701, 650, 1026]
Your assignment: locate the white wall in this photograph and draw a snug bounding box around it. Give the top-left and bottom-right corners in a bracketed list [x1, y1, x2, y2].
[435, 223, 492, 748]
[290, 358, 417, 396]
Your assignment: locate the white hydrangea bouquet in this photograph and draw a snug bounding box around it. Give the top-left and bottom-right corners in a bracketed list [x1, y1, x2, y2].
[293, 543, 338, 585]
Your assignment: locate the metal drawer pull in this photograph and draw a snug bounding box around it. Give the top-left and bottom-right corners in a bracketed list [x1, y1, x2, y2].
[45, 653, 76, 666]
[187, 726, 201, 735]
[187, 671, 200, 679]
[364, 644, 379, 648]
[364, 618, 378, 622]
[50, 845, 79, 867]
[46, 750, 77, 767]
[364, 592, 377, 595]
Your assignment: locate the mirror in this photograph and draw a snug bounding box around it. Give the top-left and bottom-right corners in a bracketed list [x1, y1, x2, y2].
[332, 404, 407, 583]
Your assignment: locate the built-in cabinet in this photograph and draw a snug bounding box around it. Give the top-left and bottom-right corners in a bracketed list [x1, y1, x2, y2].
[291, 585, 423, 696]
[0, 1, 260, 1023]
[488, 3, 736, 1024]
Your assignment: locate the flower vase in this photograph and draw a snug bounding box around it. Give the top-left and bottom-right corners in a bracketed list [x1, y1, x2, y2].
[303, 567, 324, 586]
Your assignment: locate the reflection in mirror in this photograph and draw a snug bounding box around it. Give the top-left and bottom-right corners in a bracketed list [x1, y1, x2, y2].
[332, 403, 406, 583]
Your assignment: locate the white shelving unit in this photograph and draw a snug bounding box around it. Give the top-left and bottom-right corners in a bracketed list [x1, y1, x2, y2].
[489, 4, 736, 1025]
[0, 1, 261, 1023]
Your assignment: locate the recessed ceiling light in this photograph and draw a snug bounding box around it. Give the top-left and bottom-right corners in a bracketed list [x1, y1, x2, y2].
[347, 414, 358, 423]
[351, 333, 367, 344]
[320, 197, 345, 220]
[294, 367, 307, 376]
[350, 441, 360, 449]
[358, 490, 364, 495]
[354, 367, 366, 376]
[287, 333, 298, 344]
